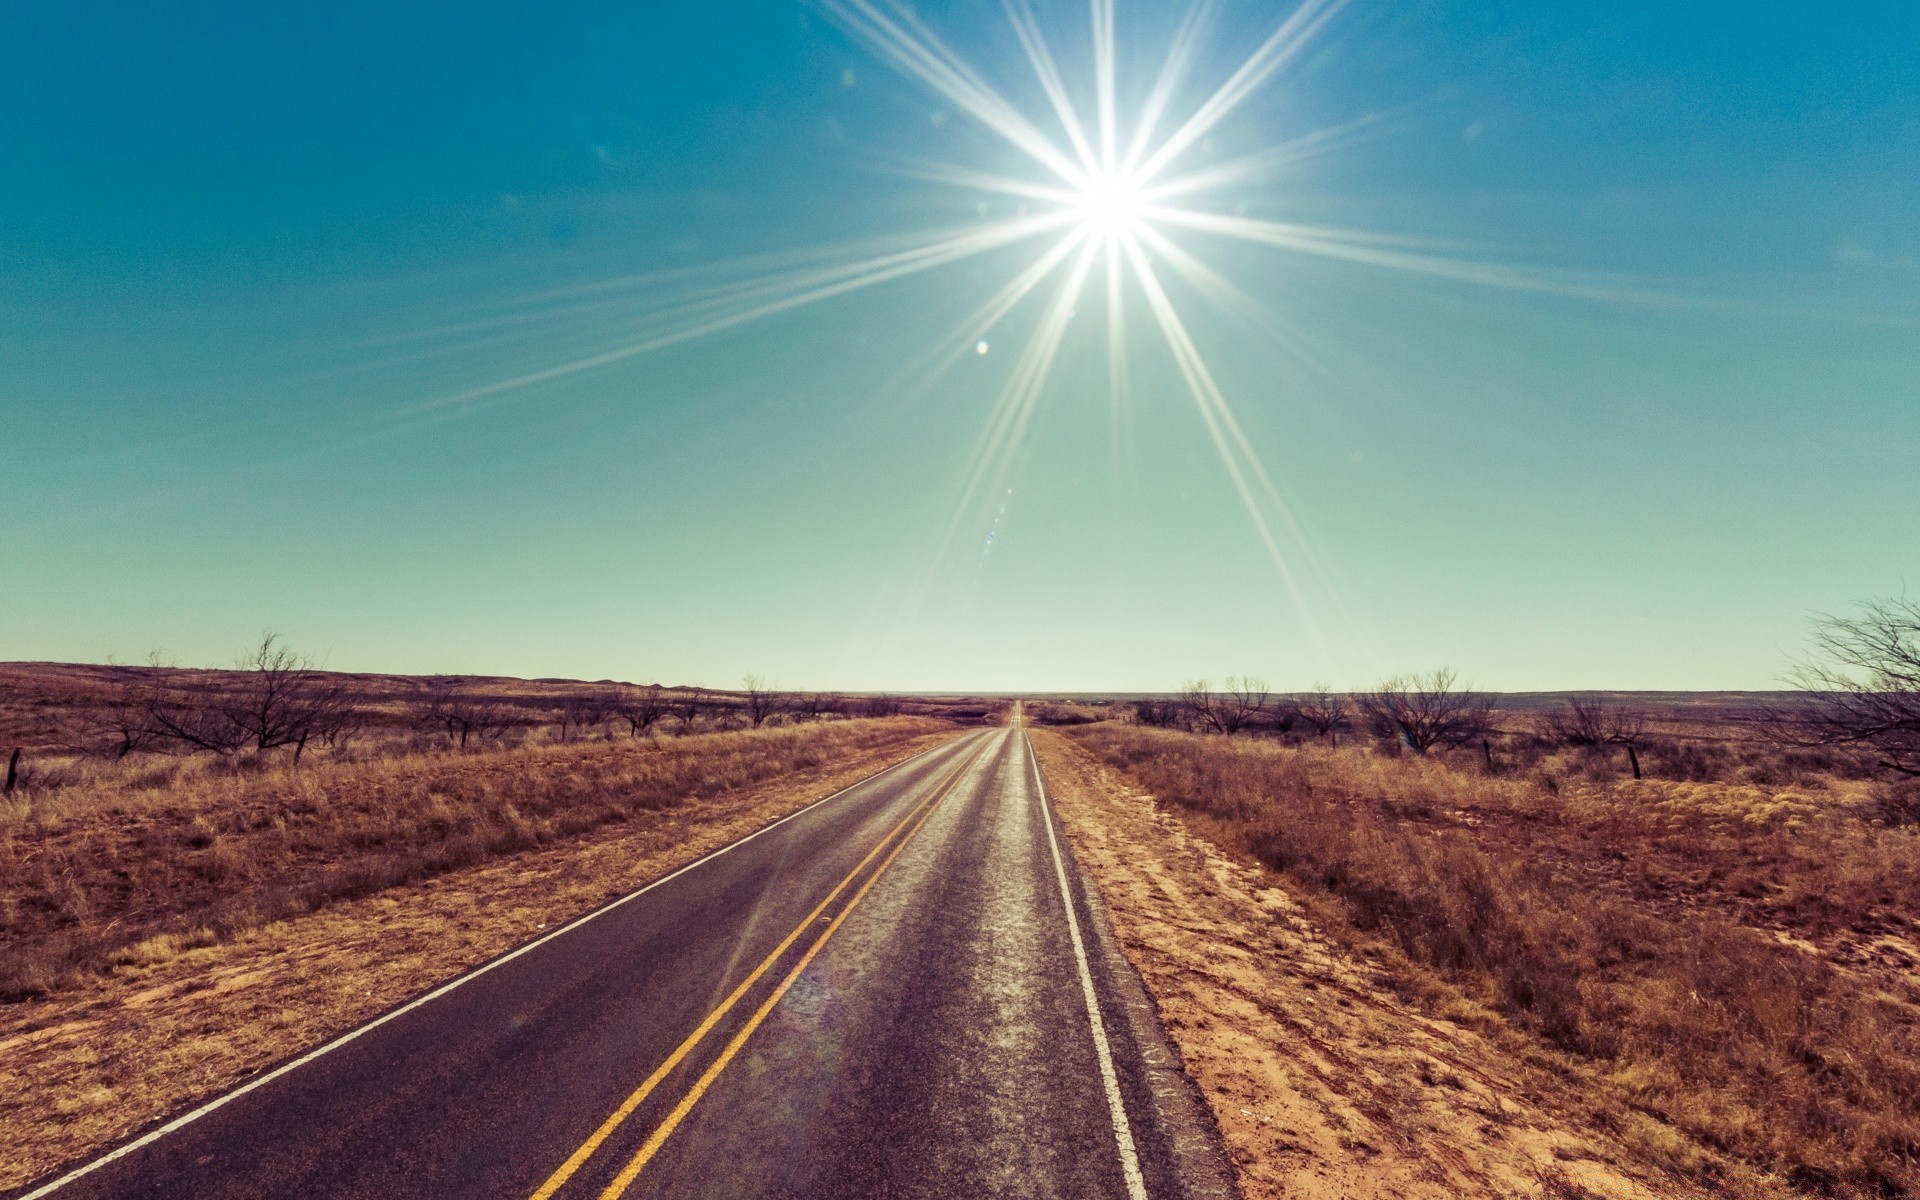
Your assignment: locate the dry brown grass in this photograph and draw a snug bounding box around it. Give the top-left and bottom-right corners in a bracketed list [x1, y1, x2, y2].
[1032, 728, 1725, 1200]
[0, 717, 948, 1000]
[0, 720, 961, 1190]
[1065, 723, 1920, 1199]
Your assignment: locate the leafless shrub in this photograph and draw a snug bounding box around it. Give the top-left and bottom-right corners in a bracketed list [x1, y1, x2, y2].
[1180, 675, 1269, 735]
[555, 691, 614, 742]
[147, 634, 348, 761]
[858, 694, 902, 718]
[795, 693, 843, 722]
[615, 683, 668, 737]
[742, 675, 781, 728]
[418, 680, 508, 750]
[1548, 695, 1648, 778]
[77, 659, 165, 758]
[1361, 668, 1493, 756]
[1131, 697, 1184, 728]
[674, 688, 705, 730]
[1780, 595, 1920, 779]
[1028, 703, 1100, 726]
[313, 703, 368, 753]
[1296, 683, 1350, 745]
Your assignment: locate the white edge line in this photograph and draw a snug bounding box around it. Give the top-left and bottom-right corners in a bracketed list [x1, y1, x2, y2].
[18, 729, 986, 1200]
[1024, 726, 1150, 1200]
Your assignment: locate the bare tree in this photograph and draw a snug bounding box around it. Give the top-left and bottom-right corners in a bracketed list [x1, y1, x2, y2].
[81, 659, 165, 758]
[1362, 669, 1493, 756]
[616, 683, 668, 737]
[1548, 695, 1648, 778]
[555, 691, 614, 742]
[1131, 697, 1184, 728]
[146, 674, 247, 754]
[419, 679, 503, 750]
[314, 703, 368, 753]
[795, 693, 842, 722]
[148, 634, 347, 758]
[1180, 676, 1269, 735]
[742, 675, 780, 728]
[1781, 596, 1920, 778]
[674, 688, 704, 730]
[859, 693, 902, 718]
[1296, 683, 1350, 746]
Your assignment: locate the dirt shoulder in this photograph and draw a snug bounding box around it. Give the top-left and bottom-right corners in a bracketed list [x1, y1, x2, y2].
[1032, 729, 1742, 1200]
[0, 724, 958, 1191]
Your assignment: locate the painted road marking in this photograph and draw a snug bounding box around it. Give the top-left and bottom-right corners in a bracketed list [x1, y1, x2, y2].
[1025, 728, 1149, 1200]
[590, 734, 999, 1198]
[529, 736, 994, 1199]
[18, 729, 984, 1200]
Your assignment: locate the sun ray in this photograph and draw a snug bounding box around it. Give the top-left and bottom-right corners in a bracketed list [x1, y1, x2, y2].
[410, 211, 1075, 414]
[886, 227, 1095, 404]
[882, 158, 1082, 206]
[1103, 233, 1130, 465]
[1122, 233, 1307, 555]
[817, 0, 1089, 189]
[1089, 0, 1118, 172]
[1119, 2, 1212, 176]
[1138, 106, 1413, 202]
[1135, 0, 1348, 184]
[1121, 235, 1331, 652]
[1146, 206, 1737, 309]
[1002, 0, 1101, 176]
[915, 232, 1100, 591]
[1122, 218, 1352, 398]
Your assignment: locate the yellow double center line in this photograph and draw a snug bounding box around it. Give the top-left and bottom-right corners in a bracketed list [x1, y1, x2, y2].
[529, 737, 991, 1200]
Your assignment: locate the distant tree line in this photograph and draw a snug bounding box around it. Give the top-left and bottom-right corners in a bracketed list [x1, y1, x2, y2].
[1122, 590, 1920, 791]
[38, 639, 922, 772]
[1142, 671, 1498, 757]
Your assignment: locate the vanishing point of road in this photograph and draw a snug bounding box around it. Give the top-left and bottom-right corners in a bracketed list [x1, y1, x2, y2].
[20, 720, 1235, 1199]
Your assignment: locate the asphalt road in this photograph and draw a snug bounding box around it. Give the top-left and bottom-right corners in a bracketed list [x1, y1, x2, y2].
[23, 722, 1234, 1200]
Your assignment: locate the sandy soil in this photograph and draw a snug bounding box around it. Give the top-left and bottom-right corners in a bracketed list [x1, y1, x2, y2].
[0, 727, 956, 1192]
[1030, 729, 1757, 1200]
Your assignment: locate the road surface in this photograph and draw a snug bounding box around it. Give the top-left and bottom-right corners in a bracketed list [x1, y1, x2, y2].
[21, 723, 1234, 1199]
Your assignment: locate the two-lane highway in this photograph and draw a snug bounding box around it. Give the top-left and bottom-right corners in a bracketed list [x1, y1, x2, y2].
[22, 722, 1233, 1199]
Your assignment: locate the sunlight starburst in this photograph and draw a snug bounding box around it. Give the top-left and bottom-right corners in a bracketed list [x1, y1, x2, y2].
[812, 0, 1361, 620]
[378, 0, 1698, 667]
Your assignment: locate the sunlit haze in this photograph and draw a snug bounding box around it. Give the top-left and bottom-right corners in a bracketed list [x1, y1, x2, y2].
[2, 1, 1915, 691]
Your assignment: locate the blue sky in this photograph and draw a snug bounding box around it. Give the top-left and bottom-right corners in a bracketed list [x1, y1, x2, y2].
[2, 1, 1915, 691]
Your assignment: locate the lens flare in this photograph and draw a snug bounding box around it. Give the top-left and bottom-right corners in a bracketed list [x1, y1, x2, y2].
[1072, 170, 1148, 243]
[373, 0, 1714, 672]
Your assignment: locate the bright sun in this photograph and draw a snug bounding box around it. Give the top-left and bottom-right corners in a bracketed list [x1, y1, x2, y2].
[1073, 170, 1148, 242]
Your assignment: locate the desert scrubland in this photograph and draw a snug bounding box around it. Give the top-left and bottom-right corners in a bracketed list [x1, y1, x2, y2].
[0, 657, 991, 1188]
[4, 610, 1916, 1198]
[1031, 686, 1918, 1200]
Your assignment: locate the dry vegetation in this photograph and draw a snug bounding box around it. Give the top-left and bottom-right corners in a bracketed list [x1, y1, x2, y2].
[1033, 728, 1714, 1200]
[1057, 707, 1920, 1199]
[0, 713, 965, 1191]
[0, 718, 953, 1000]
[0, 656, 1003, 1003]
[0, 655, 999, 1188]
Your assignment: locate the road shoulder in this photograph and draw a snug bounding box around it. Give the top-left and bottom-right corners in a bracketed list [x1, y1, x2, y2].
[1029, 728, 1708, 1200]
